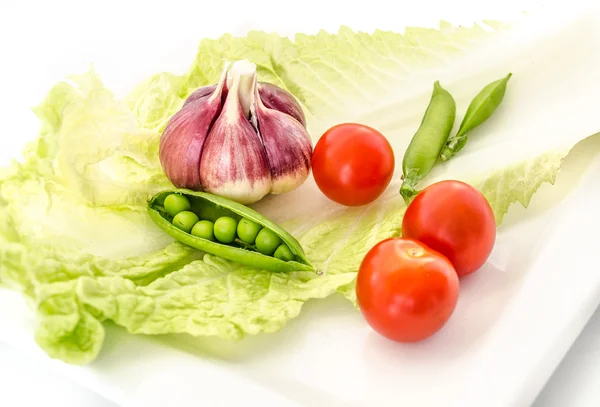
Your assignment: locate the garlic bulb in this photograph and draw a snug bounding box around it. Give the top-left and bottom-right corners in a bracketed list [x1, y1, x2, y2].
[159, 60, 312, 205]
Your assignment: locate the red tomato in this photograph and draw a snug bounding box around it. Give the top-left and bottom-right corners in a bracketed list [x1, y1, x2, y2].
[356, 238, 459, 342]
[402, 180, 496, 277]
[311, 123, 395, 206]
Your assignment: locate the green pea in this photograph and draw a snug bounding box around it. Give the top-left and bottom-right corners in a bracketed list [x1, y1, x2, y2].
[237, 218, 262, 244]
[214, 216, 238, 243]
[400, 81, 456, 203]
[172, 211, 199, 233]
[191, 220, 215, 241]
[441, 73, 512, 161]
[255, 228, 282, 256]
[273, 244, 294, 261]
[164, 193, 191, 217]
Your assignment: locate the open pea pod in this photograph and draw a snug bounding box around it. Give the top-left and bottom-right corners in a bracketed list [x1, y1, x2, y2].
[147, 189, 315, 272]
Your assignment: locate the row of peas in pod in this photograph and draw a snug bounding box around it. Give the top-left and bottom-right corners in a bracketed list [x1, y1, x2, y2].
[163, 193, 295, 261]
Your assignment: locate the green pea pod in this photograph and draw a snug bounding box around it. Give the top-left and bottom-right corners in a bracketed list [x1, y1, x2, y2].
[441, 73, 512, 161]
[400, 81, 456, 203]
[148, 189, 315, 272]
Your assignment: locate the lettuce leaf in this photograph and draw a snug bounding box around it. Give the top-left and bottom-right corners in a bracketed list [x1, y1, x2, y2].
[2, 12, 599, 365]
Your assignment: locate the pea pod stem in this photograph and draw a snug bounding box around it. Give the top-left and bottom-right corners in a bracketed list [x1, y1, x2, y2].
[440, 73, 512, 161]
[399, 171, 420, 203]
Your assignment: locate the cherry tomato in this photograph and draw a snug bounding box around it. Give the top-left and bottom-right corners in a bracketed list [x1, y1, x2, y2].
[311, 123, 395, 206]
[356, 238, 459, 342]
[402, 180, 496, 277]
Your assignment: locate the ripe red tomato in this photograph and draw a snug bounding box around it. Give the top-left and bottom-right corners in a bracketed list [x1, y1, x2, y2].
[311, 123, 395, 206]
[402, 180, 496, 277]
[356, 238, 459, 342]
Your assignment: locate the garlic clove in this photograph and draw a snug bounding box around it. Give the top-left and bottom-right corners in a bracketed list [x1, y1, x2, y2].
[183, 84, 218, 107]
[159, 67, 227, 190]
[199, 63, 272, 204]
[183, 62, 232, 108]
[254, 80, 313, 195]
[258, 82, 306, 127]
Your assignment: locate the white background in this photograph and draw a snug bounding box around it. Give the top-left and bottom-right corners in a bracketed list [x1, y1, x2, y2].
[2, 0, 600, 406]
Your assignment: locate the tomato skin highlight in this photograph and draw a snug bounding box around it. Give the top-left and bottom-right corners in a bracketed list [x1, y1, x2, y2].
[311, 123, 395, 206]
[402, 180, 496, 277]
[356, 238, 459, 343]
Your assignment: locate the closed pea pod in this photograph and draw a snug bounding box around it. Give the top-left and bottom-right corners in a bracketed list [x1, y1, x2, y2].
[440, 73, 512, 161]
[147, 189, 314, 272]
[400, 81, 456, 203]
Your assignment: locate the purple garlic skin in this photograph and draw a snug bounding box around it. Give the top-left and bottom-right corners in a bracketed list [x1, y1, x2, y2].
[184, 82, 305, 126]
[159, 59, 313, 204]
[254, 84, 312, 195]
[159, 78, 225, 189]
[257, 83, 306, 127]
[199, 69, 272, 204]
[183, 84, 218, 108]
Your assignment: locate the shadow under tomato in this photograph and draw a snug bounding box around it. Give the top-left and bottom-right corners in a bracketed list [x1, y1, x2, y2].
[352, 229, 551, 406]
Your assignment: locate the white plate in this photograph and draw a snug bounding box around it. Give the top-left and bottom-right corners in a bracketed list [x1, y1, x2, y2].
[1, 139, 600, 407]
[1, 1, 600, 406]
